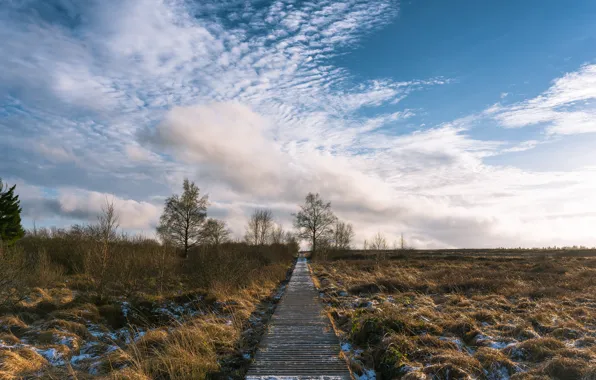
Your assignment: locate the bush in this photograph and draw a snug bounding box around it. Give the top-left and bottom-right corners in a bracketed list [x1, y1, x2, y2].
[184, 242, 296, 291]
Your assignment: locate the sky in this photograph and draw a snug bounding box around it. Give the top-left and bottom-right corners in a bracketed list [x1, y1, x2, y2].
[1, 0, 596, 248]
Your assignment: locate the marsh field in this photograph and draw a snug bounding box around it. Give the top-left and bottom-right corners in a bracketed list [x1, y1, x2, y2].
[312, 250, 596, 380]
[2, 236, 596, 380]
[0, 232, 296, 379]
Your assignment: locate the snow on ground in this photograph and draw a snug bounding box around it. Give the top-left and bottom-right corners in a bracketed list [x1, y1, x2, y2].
[35, 347, 66, 366]
[0, 297, 212, 375]
[485, 366, 512, 380]
[355, 369, 376, 380]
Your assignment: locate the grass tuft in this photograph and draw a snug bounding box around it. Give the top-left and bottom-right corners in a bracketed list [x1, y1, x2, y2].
[0, 348, 48, 376]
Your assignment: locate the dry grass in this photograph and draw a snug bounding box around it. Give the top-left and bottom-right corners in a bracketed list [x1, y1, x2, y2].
[313, 252, 596, 379]
[139, 320, 237, 378]
[0, 316, 28, 336]
[0, 232, 296, 379]
[0, 347, 49, 377]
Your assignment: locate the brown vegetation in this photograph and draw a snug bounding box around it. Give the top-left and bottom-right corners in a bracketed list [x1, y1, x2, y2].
[313, 251, 596, 379]
[0, 230, 296, 379]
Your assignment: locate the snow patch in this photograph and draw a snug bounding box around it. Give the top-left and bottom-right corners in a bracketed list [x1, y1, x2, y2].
[58, 335, 77, 349]
[355, 369, 376, 380]
[70, 353, 94, 365]
[485, 365, 511, 380]
[121, 301, 130, 318]
[35, 347, 65, 366]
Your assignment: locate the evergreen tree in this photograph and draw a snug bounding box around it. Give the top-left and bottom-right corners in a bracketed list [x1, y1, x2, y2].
[0, 179, 25, 246]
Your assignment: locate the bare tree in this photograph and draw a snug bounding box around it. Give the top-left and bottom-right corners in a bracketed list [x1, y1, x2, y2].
[97, 198, 119, 297]
[269, 223, 285, 244]
[293, 193, 336, 257]
[157, 179, 208, 258]
[282, 231, 300, 253]
[392, 233, 410, 250]
[284, 231, 297, 244]
[245, 209, 273, 245]
[283, 231, 298, 245]
[201, 218, 231, 246]
[332, 221, 354, 250]
[369, 231, 388, 250]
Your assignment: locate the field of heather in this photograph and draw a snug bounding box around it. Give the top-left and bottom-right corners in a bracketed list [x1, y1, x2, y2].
[313, 251, 596, 379]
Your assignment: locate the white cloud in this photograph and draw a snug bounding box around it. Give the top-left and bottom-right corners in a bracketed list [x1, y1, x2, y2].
[148, 102, 291, 197]
[125, 144, 153, 162]
[2, 1, 596, 248]
[35, 143, 76, 163]
[19, 185, 162, 231]
[490, 64, 596, 135]
[146, 102, 596, 248]
[58, 189, 161, 230]
[501, 140, 541, 153]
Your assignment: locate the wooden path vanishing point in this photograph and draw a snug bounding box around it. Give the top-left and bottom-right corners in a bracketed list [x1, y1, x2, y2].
[246, 258, 352, 380]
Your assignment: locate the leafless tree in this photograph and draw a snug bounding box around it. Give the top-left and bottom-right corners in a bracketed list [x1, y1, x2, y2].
[245, 209, 273, 245]
[157, 179, 208, 258]
[96, 198, 119, 297]
[293, 193, 336, 257]
[392, 233, 410, 250]
[201, 218, 231, 246]
[284, 231, 297, 245]
[369, 231, 388, 250]
[332, 221, 354, 250]
[269, 223, 285, 244]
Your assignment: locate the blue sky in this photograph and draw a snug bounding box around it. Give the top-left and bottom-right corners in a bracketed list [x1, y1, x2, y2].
[1, 0, 596, 248]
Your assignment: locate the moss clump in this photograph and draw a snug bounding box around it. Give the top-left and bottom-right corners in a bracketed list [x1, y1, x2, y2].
[351, 316, 406, 346]
[378, 346, 409, 379]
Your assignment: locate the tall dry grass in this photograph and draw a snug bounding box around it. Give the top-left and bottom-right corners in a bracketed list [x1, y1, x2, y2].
[0, 227, 297, 379]
[3, 227, 296, 299]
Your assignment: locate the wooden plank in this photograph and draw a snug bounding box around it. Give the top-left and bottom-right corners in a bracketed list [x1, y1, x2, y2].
[246, 258, 352, 380]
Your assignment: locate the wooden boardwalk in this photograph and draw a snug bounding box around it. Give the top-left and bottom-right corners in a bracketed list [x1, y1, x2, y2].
[246, 258, 352, 379]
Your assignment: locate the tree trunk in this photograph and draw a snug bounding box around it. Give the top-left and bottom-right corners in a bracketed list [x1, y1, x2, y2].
[183, 223, 189, 259]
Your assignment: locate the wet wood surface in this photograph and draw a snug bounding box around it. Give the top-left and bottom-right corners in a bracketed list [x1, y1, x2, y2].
[246, 258, 352, 379]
